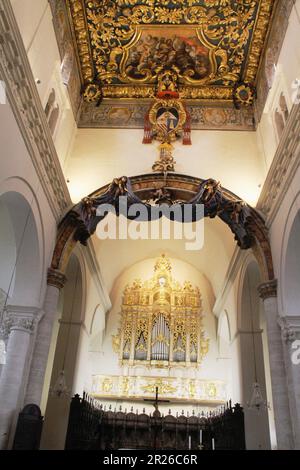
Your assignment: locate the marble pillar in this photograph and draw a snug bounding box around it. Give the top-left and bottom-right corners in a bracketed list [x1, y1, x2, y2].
[24, 269, 66, 406]
[258, 280, 294, 449]
[278, 315, 300, 449]
[0, 306, 36, 449]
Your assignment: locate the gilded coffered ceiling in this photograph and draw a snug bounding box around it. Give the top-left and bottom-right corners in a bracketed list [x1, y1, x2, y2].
[51, 0, 282, 129]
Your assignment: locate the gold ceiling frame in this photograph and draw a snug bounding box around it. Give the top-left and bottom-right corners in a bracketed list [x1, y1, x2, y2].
[243, 0, 276, 84]
[67, 0, 94, 84]
[66, 0, 276, 102]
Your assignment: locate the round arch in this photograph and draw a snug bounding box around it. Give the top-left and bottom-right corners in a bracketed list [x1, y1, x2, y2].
[280, 190, 300, 316]
[49, 173, 274, 285]
[41, 252, 86, 450]
[238, 259, 271, 449]
[0, 183, 44, 307]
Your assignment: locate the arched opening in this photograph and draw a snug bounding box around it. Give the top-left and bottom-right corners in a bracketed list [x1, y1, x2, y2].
[40, 254, 84, 450]
[0, 191, 41, 307]
[46, 173, 275, 449]
[0, 190, 42, 448]
[283, 210, 300, 316]
[239, 260, 275, 449]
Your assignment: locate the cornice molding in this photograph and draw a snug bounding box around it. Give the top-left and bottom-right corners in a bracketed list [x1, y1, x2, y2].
[257, 103, 300, 226]
[0, 0, 71, 221]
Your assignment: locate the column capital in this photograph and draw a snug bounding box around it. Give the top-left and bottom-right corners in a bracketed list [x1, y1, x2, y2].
[0, 305, 40, 340]
[278, 316, 300, 344]
[47, 268, 67, 289]
[258, 279, 278, 300]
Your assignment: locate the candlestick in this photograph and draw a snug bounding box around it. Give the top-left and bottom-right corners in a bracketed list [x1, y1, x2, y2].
[189, 435, 191, 450]
[200, 429, 202, 444]
[212, 438, 215, 450]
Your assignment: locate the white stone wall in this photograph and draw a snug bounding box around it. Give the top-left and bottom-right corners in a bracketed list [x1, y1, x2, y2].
[10, 0, 76, 168]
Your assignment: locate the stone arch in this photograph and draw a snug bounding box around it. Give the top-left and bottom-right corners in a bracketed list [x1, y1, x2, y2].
[280, 191, 300, 317]
[0, 186, 43, 308]
[238, 259, 272, 449]
[41, 252, 86, 450]
[0, 184, 44, 449]
[49, 173, 274, 286]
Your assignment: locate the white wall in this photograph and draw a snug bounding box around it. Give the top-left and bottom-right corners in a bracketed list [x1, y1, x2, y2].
[257, 1, 300, 170]
[65, 128, 264, 206]
[11, 0, 76, 168]
[0, 99, 57, 308]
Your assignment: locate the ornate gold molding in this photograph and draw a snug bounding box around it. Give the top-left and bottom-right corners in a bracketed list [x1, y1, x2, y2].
[68, 0, 94, 83]
[67, 0, 276, 104]
[244, 0, 274, 84]
[91, 374, 226, 405]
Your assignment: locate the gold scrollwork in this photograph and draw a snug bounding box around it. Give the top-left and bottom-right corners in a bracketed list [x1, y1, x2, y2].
[112, 329, 121, 353]
[67, 0, 275, 104]
[142, 378, 177, 395]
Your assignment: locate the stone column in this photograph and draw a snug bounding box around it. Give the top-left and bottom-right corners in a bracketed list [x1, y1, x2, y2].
[278, 316, 300, 449]
[258, 280, 294, 449]
[0, 307, 36, 449]
[24, 269, 66, 406]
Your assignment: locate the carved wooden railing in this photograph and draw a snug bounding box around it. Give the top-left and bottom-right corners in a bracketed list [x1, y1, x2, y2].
[65, 393, 245, 450]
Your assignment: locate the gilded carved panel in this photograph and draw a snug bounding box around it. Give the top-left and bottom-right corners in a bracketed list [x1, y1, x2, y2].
[49, 0, 291, 130]
[91, 374, 227, 404]
[112, 254, 209, 368]
[68, 0, 275, 100]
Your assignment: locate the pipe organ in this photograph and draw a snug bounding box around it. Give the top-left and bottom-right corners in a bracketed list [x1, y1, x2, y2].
[112, 255, 209, 368]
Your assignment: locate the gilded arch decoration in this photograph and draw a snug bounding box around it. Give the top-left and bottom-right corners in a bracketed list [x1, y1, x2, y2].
[49, 173, 274, 285]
